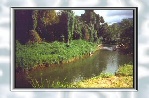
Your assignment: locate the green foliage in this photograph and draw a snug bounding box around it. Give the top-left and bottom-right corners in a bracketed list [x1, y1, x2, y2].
[16, 9, 133, 55]
[119, 19, 133, 54]
[116, 64, 133, 76]
[100, 23, 120, 44]
[68, 11, 75, 41]
[99, 73, 114, 78]
[33, 10, 59, 42]
[16, 9, 105, 44]
[16, 40, 97, 70]
[99, 18, 134, 54]
[80, 10, 104, 43]
[38, 10, 59, 27]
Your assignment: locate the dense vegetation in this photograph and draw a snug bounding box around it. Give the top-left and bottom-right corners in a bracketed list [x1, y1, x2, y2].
[15, 10, 133, 46]
[15, 10, 103, 44]
[15, 9, 134, 69]
[16, 40, 97, 70]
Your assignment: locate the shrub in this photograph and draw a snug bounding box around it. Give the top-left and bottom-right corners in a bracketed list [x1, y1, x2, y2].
[16, 40, 97, 70]
[116, 65, 133, 76]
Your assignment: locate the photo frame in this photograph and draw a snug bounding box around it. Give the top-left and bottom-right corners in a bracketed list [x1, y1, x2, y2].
[11, 7, 138, 91]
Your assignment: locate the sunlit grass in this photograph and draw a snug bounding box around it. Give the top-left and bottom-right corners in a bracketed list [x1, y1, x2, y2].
[72, 76, 133, 88]
[116, 64, 133, 76]
[71, 64, 133, 88]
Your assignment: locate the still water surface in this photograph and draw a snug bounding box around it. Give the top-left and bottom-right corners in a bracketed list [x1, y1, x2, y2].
[16, 47, 133, 88]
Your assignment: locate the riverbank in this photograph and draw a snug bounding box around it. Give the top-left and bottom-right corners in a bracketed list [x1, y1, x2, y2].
[16, 40, 100, 71]
[27, 64, 133, 88]
[70, 64, 133, 88]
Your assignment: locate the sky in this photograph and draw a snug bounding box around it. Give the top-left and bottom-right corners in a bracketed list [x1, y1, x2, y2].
[0, 0, 149, 98]
[72, 10, 133, 25]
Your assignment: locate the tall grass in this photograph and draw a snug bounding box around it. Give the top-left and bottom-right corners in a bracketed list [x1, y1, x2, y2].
[16, 40, 97, 70]
[27, 72, 74, 88]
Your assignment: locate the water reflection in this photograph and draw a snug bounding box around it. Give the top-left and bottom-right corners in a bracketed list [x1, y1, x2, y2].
[103, 51, 119, 74]
[16, 49, 133, 88]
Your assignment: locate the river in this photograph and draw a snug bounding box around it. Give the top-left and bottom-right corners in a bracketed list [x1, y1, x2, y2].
[15, 45, 133, 88]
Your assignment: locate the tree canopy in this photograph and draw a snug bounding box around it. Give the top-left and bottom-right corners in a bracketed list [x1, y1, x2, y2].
[15, 9, 134, 54]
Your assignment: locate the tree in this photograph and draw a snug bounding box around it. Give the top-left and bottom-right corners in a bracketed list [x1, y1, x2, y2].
[100, 16, 105, 23]
[73, 16, 84, 40]
[119, 18, 133, 54]
[32, 10, 38, 30]
[104, 23, 120, 44]
[81, 10, 104, 43]
[27, 30, 42, 44]
[67, 10, 75, 44]
[35, 10, 59, 42]
[58, 10, 75, 44]
[38, 10, 59, 27]
[15, 9, 106, 44]
[98, 23, 108, 43]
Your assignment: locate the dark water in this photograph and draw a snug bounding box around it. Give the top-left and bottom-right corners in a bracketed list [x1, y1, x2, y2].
[15, 47, 133, 88]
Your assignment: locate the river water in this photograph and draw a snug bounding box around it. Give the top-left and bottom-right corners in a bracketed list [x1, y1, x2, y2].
[15, 46, 133, 88]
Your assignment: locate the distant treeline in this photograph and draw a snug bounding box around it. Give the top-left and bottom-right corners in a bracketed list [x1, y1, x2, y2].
[15, 9, 133, 54]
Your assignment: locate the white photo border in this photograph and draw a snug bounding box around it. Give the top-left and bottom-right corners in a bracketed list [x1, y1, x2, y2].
[11, 7, 138, 92]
